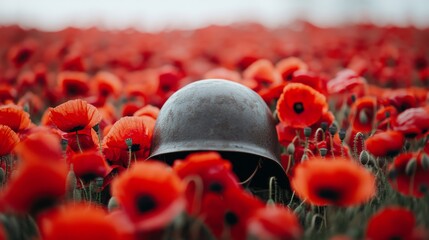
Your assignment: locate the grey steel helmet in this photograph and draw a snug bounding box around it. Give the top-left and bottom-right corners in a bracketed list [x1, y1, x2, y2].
[149, 79, 289, 188]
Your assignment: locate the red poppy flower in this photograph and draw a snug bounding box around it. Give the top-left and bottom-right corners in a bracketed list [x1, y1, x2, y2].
[1, 161, 67, 214]
[0, 125, 19, 156]
[388, 153, 429, 197]
[350, 97, 377, 133]
[63, 127, 99, 153]
[61, 52, 87, 71]
[243, 59, 280, 89]
[247, 206, 302, 240]
[290, 70, 327, 94]
[391, 107, 429, 138]
[276, 83, 328, 128]
[381, 89, 418, 112]
[258, 82, 287, 104]
[133, 105, 160, 119]
[157, 65, 184, 94]
[39, 203, 123, 240]
[121, 102, 142, 117]
[327, 69, 367, 109]
[275, 57, 308, 82]
[111, 161, 185, 231]
[366, 207, 415, 240]
[365, 131, 404, 158]
[221, 188, 265, 240]
[50, 99, 102, 133]
[291, 158, 376, 206]
[172, 152, 240, 213]
[0, 105, 31, 132]
[327, 69, 367, 95]
[375, 106, 398, 123]
[124, 70, 159, 101]
[92, 71, 123, 98]
[103, 116, 150, 153]
[14, 131, 63, 164]
[57, 71, 90, 97]
[7, 39, 36, 68]
[69, 150, 112, 182]
[0, 84, 17, 103]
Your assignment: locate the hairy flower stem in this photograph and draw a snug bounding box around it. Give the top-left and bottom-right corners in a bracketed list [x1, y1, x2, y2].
[353, 132, 365, 160]
[75, 131, 83, 153]
[268, 176, 278, 205]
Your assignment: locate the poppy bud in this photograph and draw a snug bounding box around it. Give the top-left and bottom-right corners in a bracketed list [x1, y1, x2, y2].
[359, 111, 369, 125]
[387, 169, 398, 180]
[287, 143, 295, 155]
[320, 122, 328, 131]
[61, 138, 68, 152]
[125, 138, 133, 149]
[421, 154, 429, 171]
[95, 177, 104, 189]
[359, 150, 370, 165]
[385, 111, 391, 118]
[66, 166, 77, 200]
[92, 123, 100, 132]
[108, 197, 119, 212]
[405, 158, 417, 177]
[329, 125, 337, 135]
[304, 127, 312, 138]
[319, 148, 328, 157]
[339, 129, 346, 141]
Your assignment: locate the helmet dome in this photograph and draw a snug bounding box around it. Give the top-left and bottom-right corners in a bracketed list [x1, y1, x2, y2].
[149, 79, 289, 188]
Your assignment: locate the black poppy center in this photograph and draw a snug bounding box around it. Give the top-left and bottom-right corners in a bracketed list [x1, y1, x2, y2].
[293, 102, 304, 114]
[131, 144, 141, 152]
[224, 211, 239, 226]
[317, 188, 341, 202]
[209, 181, 224, 193]
[389, 236, 402, 240]
[31, 196, 58, 214]
[80, 173, 98, 183]
[136, 194, 157, 213]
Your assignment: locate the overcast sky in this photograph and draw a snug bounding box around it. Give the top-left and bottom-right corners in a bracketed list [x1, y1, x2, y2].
[0, 0, 428, 31]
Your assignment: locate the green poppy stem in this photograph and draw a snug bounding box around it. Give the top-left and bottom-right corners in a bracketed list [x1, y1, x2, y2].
[75, 131, 83, 153]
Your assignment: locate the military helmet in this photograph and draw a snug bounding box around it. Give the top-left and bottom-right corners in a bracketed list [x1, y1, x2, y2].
[149, 79, 289, 188]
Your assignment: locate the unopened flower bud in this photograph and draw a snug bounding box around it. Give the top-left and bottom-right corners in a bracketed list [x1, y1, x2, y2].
[92, 123, 100, 132]
[95, 177, 104, 189]
[359, 150, 370, 165]
[61, 138, 69, 152]
[359, 110, 369, 124]
[287, 143, 295, 155]
[304, 127, 312, 138]
[339, 129, 346, 141]
[125, 138, 133, 148]
[319, 148, 328, 157]
[320, 122, 328, 131]
[329, 125, 337, 136]
[108, 197, 119, 212]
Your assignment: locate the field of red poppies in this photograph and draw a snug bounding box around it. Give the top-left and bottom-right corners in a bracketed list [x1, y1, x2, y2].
[0, 22, 429, 240]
